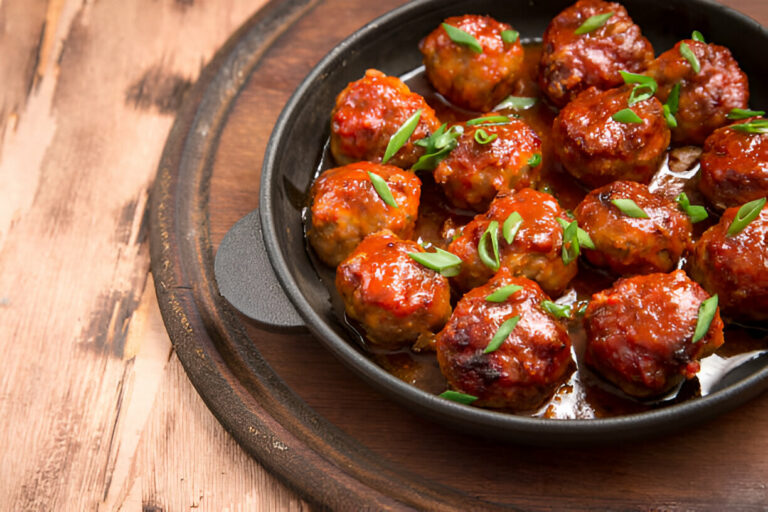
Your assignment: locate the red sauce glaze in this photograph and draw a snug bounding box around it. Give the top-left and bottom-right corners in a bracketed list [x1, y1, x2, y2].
[330, 69, 441, 168]
[436, 270, 573, 410]
[447, 188, 577, 296]
[699, 117, 768, 210]
[584, 270, 724, 398]
[688, 204, 768, 322]
[308, 162, 421, 266]
[335, 230, 452, 349]
[552, 85, 670, 187]
[419, 15, 524, 112]
[650, 39, 749, 146]
[574, 180, 693, 275]
[538, 0, 654, 108]
[433, 116, 542, 212]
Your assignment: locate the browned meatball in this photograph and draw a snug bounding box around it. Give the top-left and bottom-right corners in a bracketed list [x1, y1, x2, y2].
[448, 188, 578, 296]
[688, 202, 768, 323]
[552, 85, 670, 187]
[574, 181, 693, 275]
[308, 162, 420, 266]
[436, 270, 573, 410]
[584, 270, 724, 398]
[699, 118, 768, 210]
[539, 0, 654, 108]
[419, 15, 524, 112]
[330, 69, 441, 168]
[336, 230, 452, 349]
[433, 116, 542, 212]
[649, 40, 749, 145]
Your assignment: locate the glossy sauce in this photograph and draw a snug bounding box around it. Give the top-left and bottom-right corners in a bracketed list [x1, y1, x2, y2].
[305, 43, 768, 419]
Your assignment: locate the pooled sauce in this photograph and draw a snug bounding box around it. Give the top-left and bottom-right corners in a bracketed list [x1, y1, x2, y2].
[305, 43, 768, 419]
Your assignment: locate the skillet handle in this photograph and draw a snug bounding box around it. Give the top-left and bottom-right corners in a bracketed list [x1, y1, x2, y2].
[214, 208, 307, 333]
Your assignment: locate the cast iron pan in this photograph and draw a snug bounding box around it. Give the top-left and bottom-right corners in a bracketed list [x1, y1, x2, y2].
[214, 0, 768, 444]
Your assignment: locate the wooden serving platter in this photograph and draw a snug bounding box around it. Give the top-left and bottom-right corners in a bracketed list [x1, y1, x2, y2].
[150, 0, 768, 509]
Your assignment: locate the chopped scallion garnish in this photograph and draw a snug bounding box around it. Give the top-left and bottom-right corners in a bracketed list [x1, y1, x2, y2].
[620, 71, 657, 106]
[612, 108, 643, 124]
[484, 315, 521, 353]
[730, 119, 768, 134]
[382, 109, 422, 164]
[486, 284, 523, 303]
[675, 192, 708, 223]
[692, 295, 718, 343]
[611, 198, 649, 218]
[528, 153, 542, 167]
[438, 390, 478, 404]
[501, 29, 519, 44]
[466, 115, 510, 126]
[502, 211, 523, 244]
[680, 41, 701, 74]
[442, 23, 483, 53]
[691, 30, 706, 43]
[560, 219, 580, 265]
[478, 220, 501, 271]
[495, 96, 537, 111]
[726, 197, 766, 236]
[367, 171, 398, 208]
[412, 124, 463, 171]
[727, 108, 766, 120]
[541, 300, 572, 319]
[556, 217, 594, 250]
[474, 128, 498, 145]
[408, 247, 462, 277]
[574, 12, 614, 35]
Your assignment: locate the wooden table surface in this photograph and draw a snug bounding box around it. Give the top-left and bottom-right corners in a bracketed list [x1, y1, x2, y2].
[1, 0, 766, 510]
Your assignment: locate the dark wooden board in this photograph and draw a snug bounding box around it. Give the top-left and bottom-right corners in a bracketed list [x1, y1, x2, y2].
[152, 0, 768, 509]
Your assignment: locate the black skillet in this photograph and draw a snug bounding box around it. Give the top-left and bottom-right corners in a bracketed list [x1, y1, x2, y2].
[215, 0, 768, 444]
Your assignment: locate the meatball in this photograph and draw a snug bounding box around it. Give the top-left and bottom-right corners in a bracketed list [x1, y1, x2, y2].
[552, 85, 670, 187]
[330, 69, 441, 168]
[308, 162, 420, 266]
[574, 180, 693, 275]
[419, 15, 524, 112]
[649, 39, 749, 145]
[448, 188, 578, 296]
[539, 0, 654, 108]
[687, 201, 768, 323]
[436, 270, 573, 410]
[699, 118, 768, 210]
[433, 116, 542, 212]
[584, 270, 724, 398]
[336, 230, 452, 349]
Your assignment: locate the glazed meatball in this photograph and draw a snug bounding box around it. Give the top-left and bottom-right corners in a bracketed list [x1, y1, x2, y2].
[688, 201, 768, 323]
[649, 39, 749, 145]
[552, 85, 670, 187]
[574, 181, 693, 275]
[308, 162, 420, 266]
[419, 15, 524, 112]
[433, 116, 542, 212]
[699, 118, 768, 210]
[584, 270, 724, 398]
[448, 188, 578, 296]
[436, 270, 573, 410]
[336, 230, 452, 349]
[539, 0, 654, 108]
[330, 69, 441, 168]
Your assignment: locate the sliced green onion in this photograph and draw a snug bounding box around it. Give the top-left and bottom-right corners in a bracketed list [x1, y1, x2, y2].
[478, 220, 501, 271]
[612, 108, 643, 124]
[502, 211, 523, 244]
[466, 115, 510, 126]
[727, 108, 766, 120]
[663, 104, 678, 128]
[367, 171, 398, 208]
[675, 192, 708, 223]
[485, 284, 523, 303]
[442, 23, 483, 53]
[620, 71, 658, 107]
[692, 295, 718, 343]
[382, 108, 422, 164]
[680, 42, 701, 74]
[667, 83, 681, 115]
[484, 315, 521, 354]
[501, 29, 519, 44]
[726, 197, 766, 236]
[556, 217, 594, 250]
[495, 96, 537, 111]
[574, 12, 614, 35]
[439, 390, 478, 404]
[474, 128, 498, 145]
[730, 119, 768, 134]
[408, 247, 462, 277]
[560, 220, 580, 265]
[412, 124, 463, 171]
[611, 198, 649, 218]
[691, 30, 706, 43]
[528, 153, 542, 167]
[541, 300, 572, 319]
